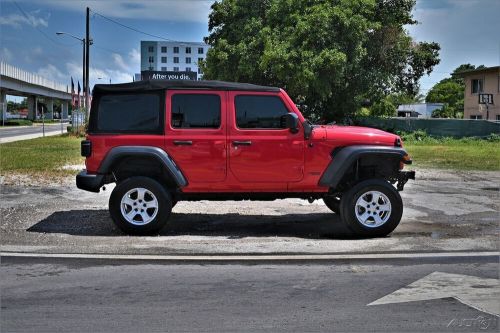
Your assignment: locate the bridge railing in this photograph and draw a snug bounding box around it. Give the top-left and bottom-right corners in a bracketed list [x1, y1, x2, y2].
[0, 62, 69, 93]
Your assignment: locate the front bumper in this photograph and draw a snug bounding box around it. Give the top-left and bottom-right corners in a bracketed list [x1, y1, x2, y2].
[76, 170, 105, 193]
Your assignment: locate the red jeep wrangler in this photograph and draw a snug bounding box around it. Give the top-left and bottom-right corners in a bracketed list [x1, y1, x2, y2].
[77, 80, 414, 237]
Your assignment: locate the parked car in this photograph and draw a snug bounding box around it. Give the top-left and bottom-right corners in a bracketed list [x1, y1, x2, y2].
[77, 80, 414, 236]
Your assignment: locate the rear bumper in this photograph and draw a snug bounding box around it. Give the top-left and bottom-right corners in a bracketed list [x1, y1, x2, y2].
[76, 170, 104, 193]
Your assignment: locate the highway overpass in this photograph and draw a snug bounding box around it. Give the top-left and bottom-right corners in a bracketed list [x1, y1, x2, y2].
[0, 62, 72, 121]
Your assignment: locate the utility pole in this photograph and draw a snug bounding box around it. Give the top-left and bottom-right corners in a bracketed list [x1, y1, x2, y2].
[82, 39, 86, 109]
[85, 7, 90, 118]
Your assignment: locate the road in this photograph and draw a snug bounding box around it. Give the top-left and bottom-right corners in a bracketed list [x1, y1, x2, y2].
[1, 254, 498, 332]
[0, 123, 68, 143]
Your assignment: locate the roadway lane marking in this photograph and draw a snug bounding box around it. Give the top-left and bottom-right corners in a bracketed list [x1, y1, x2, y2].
[1, 251, 498, 261]
[368, 272, 500, 317]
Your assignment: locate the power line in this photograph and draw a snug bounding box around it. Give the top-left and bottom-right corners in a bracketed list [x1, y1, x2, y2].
[90, 8, 205, 46]
[11, 0, 80, 47]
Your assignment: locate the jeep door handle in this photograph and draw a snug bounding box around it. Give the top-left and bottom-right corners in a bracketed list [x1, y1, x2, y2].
[173, 140, 193, 146]
[232, 140, 252, 146]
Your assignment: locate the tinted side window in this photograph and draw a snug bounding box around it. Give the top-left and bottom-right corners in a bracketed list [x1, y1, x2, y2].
[235, 95, 289, 129]
[171, 94, 221, 129]
[96, 94, 161, 133]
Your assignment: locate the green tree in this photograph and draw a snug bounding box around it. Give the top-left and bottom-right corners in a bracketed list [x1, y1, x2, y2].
[426, 64, 484, 118]
[203, 0, 440, 122]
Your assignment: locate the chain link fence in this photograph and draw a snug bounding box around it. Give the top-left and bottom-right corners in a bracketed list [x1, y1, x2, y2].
[355, 117, 500, 138]
[70, 110, 87, 135]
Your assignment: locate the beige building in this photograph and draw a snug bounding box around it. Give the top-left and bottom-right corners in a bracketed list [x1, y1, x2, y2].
[458, 66, 500, 121]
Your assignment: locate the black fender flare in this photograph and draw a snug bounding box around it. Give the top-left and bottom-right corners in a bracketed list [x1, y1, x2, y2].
[98, 146, 187, 187]
[318, 145, 408, 189]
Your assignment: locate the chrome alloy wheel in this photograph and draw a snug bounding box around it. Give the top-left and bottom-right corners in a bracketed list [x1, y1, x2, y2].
[354, 190, 392, 228]
[120, 188, 159, 225]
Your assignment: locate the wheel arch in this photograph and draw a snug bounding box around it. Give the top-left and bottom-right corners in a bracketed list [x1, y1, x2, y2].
[318, 145, 408, 191]
[98, 146, 187, 188]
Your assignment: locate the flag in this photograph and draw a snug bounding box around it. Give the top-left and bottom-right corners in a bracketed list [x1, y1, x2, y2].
[71, 77, 75, 107]
[77, 81, 81, 108]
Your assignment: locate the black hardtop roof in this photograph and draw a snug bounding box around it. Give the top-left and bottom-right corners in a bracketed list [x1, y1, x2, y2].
[92, 80, 281, 94]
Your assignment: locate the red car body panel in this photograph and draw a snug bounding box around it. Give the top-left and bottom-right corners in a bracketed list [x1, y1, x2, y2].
[85, 89, 399, 193]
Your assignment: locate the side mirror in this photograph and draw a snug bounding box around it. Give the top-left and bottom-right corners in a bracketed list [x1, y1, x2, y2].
[282, 113, 299, 134]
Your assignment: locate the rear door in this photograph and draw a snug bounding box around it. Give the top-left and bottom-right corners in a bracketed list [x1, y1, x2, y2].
[228, 92, 304, 184]
[164, 90, 227, 184]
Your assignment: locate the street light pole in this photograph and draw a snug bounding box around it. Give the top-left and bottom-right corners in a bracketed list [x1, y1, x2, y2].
[56, 31, 85, 110]
[85, 7, 90, 116]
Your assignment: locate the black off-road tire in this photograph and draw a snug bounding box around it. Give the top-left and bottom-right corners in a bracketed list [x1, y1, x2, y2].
[339, 179, 403, 237]
[323, 196, 341, 214]
[109, 177, 172, 235]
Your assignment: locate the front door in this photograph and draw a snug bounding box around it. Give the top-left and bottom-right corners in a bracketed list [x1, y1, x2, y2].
[228, 92, 304, 183]
[164, 90, 226, 184]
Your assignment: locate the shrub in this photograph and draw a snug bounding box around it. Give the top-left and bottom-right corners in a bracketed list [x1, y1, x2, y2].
[1, 119, 33, 126]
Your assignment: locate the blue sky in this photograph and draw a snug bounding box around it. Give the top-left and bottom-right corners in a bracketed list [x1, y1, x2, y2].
[1, 0, 499, 100]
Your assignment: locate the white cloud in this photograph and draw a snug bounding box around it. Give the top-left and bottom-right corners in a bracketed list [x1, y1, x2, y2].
[37, 0, 214, 23]
[112, 53, 129, 72]
[65, 47, 139, 88]
[37, 64, 67, 82]
[1, 47, 13, 62]
[409, 0, 500, 93]
[0, 11, 49, 28]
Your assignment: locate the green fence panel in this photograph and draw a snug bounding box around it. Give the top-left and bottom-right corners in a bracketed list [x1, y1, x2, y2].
[355, 118, 500, 137]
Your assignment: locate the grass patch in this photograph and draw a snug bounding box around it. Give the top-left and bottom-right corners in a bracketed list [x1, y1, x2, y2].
[0, 135, 84, 176]
[405, 139, 500, 171]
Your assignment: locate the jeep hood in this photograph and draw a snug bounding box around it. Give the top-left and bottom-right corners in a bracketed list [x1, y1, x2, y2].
[315, 125, 399, 146]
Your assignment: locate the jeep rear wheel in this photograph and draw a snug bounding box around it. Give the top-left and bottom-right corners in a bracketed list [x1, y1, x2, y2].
[340, 179, 403, 237]
[109, 177, 172, 235]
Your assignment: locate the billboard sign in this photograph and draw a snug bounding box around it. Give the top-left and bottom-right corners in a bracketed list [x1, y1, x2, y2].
[140, 71, 197, 81]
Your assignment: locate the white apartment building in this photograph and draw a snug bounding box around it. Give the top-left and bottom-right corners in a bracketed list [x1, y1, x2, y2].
[140, 41, 210, 80]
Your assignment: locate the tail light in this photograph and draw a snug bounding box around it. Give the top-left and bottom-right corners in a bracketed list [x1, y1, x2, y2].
[81, 140, 92, 157]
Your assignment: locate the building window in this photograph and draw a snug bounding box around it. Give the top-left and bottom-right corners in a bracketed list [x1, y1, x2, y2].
[174, 57, 179, 64]
[470, 115, 483, 120]
[161, 67, 167, 71]
[161, 57, 167, 63]
[186, 67, 191, 72]
[496, 115, 500, 121]
[148, 46, 154, 52]
[471, 79, 484, 94]
[186, 47, 191, 54]
[198, 58, 203, 65]
[198, 47, 204, 54]
[198, 68, 203, 74]
[173, 47, 179, 53]
[161, 46, 167, 53]
[173, 67, 179, 72]
[186, 57, 191, 64]
[148, 56, 154, 63]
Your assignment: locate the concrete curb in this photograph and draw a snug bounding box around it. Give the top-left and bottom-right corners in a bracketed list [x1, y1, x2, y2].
[2, 251, 498, 262]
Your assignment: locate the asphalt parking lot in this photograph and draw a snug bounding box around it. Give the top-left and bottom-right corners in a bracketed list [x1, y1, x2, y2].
[1, 168, 498, 255]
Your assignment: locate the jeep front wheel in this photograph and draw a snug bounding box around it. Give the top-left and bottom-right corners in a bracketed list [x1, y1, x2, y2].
[340, 179, 403, 237]
[109, 177, 172, 235]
